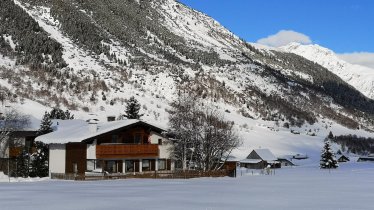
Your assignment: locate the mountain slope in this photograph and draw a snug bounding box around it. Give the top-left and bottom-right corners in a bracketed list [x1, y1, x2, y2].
[280, 42, 374, 100]
[1, 0, 374, 158]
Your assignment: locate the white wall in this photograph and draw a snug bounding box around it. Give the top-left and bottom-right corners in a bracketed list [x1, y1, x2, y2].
[149, 131, 163, 144]
[159, 142, 173, 159]
[149, 132, 172, 159]
[0, 136, 9, 158]
[49, 144, 66, 175]
[87, 140, 96, 159]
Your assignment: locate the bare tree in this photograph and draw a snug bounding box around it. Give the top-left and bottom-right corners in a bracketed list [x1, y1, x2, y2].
[0, 108, 30, 159]
[168, 92, 241, 171]
[197, 108, 240, 171]
[168, 92, 201, 171]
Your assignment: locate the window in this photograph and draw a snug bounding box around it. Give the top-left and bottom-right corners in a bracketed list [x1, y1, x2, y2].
[134, 134, 142, 144]
[106, 161, 117, 173]
[126, 160, 134, 172]
[111, 135, 119, 143]
[25, 138, 33, 148]
[143, 136, 149, 144]
[158, 159, 166, 170]
[158, 139, 162, 145]
[142, 159, 150, 171]
[96, 160, 103, 171]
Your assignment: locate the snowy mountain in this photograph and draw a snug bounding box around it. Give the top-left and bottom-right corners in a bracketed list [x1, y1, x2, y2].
[1, 0, 374, 158]
[280, 42, 374, 100]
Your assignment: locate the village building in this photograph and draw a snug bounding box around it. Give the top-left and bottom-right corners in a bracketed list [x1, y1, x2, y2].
[222, 156, 240, 171]
[277, 158, 295, 167]
[336, 155, 350, 162]
[0, 116, 39, 173]
[292, 153, 309, 160]
[35, 119, 174, 177]
[240, 149, 280, 169]
[357, 156, 374, 162]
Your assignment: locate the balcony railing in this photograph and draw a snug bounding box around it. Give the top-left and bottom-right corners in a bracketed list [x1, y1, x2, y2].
[9, 147, 22, 157]
[9, 146, 36, 158]
[96, 144, 159, 159]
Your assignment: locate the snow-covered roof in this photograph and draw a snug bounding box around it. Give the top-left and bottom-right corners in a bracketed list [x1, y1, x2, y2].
[251, 149, 277, 161]
[240, 159, 262, 164]
[35, 119, 165, 144]
[336, 155, 349, 159]
[222, 155, 241, 162]
[358, 156, 374, 160]
[0, 115, 41, 132]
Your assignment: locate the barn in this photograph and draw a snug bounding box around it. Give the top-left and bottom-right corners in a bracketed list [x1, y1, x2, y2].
[240, 149, 280, 169]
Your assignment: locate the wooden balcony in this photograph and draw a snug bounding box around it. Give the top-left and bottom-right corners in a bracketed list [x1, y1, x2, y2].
[96, 144, 159, 159]
[9, 146, 37, 158]
[9, 147, 22, 157]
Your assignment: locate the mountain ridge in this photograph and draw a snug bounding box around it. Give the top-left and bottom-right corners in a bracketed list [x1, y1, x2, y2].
[280, 42, 374, 100]
[1, 0, 374, 140]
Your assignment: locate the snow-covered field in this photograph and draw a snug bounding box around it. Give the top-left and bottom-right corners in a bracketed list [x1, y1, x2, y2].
[1, 162, 373, 210]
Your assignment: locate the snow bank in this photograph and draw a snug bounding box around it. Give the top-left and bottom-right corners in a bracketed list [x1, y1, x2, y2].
[0, 172, 49, 183]
[0, 162, 373, 209]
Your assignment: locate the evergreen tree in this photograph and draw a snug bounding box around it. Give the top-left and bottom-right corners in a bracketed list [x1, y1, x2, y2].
[64, 109, 74, 120]
[15, 150, 30, 178]
[328, 131, 334, 139]
[320, 139, 339, 169]
[37, 111, 53, 135]
[124, 96, 143, 119]
[30, 141, 49, 177]
[49, 107, 74, 120]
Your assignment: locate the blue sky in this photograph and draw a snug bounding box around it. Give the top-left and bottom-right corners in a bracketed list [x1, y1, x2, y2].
[179, 0, 374, 55]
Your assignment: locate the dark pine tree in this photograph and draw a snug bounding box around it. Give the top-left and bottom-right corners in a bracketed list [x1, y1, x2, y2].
[49, 107, 74, 120]
[328, 131, 334, 139]
[64, 109, 74, 120]
[124, 96, 143, 119]
[15, 150, 30, 178]
[37, 111, 53, 135]
[30, 141, 49, 177]
[320, 139, 339, 169]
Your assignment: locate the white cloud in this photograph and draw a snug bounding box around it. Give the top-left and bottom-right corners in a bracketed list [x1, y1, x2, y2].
[257, 30, 312, 47]
[338, 52, 374, 69]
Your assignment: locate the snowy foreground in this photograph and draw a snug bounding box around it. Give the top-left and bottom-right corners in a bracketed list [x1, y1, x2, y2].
[1, 162, 374, 210]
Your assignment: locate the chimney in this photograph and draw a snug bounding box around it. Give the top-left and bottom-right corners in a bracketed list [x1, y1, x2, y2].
[107, 116, 116, 122]
[55, 121, 59, 131]
[88, 119, 98, 133]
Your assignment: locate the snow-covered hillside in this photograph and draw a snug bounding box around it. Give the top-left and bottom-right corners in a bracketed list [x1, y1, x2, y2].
[7, 97, 374, 161]
[1, 0, 374, 160]
[280, 42, 374, 99]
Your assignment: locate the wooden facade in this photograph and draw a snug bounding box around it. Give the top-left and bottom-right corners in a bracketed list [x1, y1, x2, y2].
[96, 144, 159, 159]
[9, 147, 22, 157]
[66, 143, 87, 174]
[7, 131, 38, 158]
[94, 126, 153, 145]
[223, 161, 238, 171]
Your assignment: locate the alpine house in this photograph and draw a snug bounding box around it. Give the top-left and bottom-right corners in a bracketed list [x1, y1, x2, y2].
[35, 119, 174, 177]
